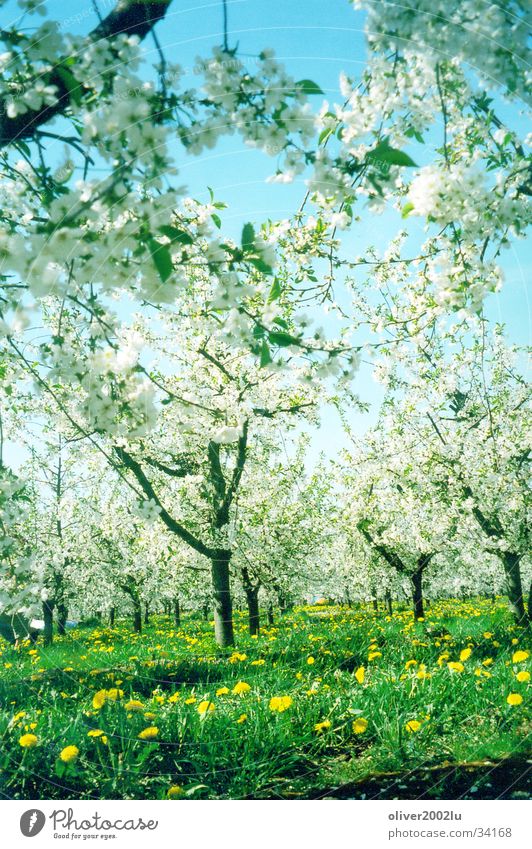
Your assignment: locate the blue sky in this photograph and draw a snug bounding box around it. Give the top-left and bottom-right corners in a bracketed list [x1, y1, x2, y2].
[3, 0, 530, 467]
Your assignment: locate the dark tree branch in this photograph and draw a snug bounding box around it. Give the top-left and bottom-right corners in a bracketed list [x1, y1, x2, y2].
[114, 445, 214, 559]
[0, 1, 174, 148]
[218, 420, 248, 527]
[357, 520, 408, 575]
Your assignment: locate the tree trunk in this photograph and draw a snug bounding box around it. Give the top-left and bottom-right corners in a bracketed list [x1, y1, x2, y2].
[133, 600, 142, 633]
[528, 579, 532, 623]
[410, 568, 424, 620]
[173, 598, 181, 628]
[57, 603, 68, 636]
[278, 591, 293, 615]
[385, 589, 393, 617]
[109, 607, 115, 627]
[245, 587, 260, 636]
[501, 552, 527, 625]
[267, 602, 274, 626]
[241, 567, 260, 636]
[43, 599, 54, 646]
[211, 549, 234, 647]
[144, 602, 150, 625]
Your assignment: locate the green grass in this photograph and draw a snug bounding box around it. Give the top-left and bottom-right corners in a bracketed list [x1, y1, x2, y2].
[0, 597, 530, 799]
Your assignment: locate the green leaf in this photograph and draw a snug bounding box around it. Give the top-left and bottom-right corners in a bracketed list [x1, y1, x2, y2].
[158, 225, 193, 245]
[241, 222, 255, 249]
[147, 237, 173, 283]
[296, 79, 324, 96]
[211, 213, 222, 229]
[252, 323, 265, 339]
[368, 142, 418, 168]
[55, 760, 67, 779]
[401, 201, 415, 219]
[268, 330, 301, 348]
[259, 339, 272, 367]
[318, 127, 333, 145]
[267, 277, 282, 302]
[55, 65, 83, 107]
[248, 257, 273, 275]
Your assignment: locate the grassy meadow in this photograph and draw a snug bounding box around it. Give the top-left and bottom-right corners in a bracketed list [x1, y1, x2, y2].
[1, 598, 531, 800]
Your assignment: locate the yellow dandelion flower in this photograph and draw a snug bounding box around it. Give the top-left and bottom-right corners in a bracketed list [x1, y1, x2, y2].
[106, 688, 123, 701]
[354, 666, 365, 684]
[307, 656, 315, 665]
[138, 726, 159, 740]
[92, 689, 107, 710]
[167, 785, 183, 799]
[447, 662, 464, 673]
[314, 719, 331, 733]
[59, 745, 79, 763]
[236, 714, 248, 724]
[516, 671, 530, 683]
[405, 720, 421, 733]
[512, 651, 529, 664]
[19, 733, 38, 748]
[216, 687, 229, 696]
[168, 692, 180, 703]
[232, 681, 251, 695]
[250, 659, 265, 666]
[405, 660, 417, 669]
[184, 697, 196, 705]
[87, 729, 105, 737]
[482, 658, 493, 666]
[459, 648, 472, 662]
[198, 700, 215, 715]
[506, 693, 523, 706]
[368, 651, 382, 661]
[352, 718, 368, 735]
[124, 700, 144, 712]
[268, 695, 293, 713]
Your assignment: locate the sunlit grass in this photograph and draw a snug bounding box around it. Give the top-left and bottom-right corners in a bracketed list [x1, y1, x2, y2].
[0, 597, 530, 799]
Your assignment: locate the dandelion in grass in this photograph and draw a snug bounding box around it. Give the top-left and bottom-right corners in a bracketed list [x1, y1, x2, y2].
[92, 690, 107, 709]
[138, 726, 159, 739]
[512, 651, 529, 664]
[405, 720, 421, 733]
[198, 700, 215, 715]
[167, 785, 183, 799]
[314, 719, 331, 733]
[355, 666, 365, 684]
[59, 745, 79, 763]
[19, 734, 38, 748]
[269, 695, 293, 713]
[515, 671, 530, 683]
[506, 694, 523, 706]
[352, 718, 368, 734]
[232, 681, 251, 695]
